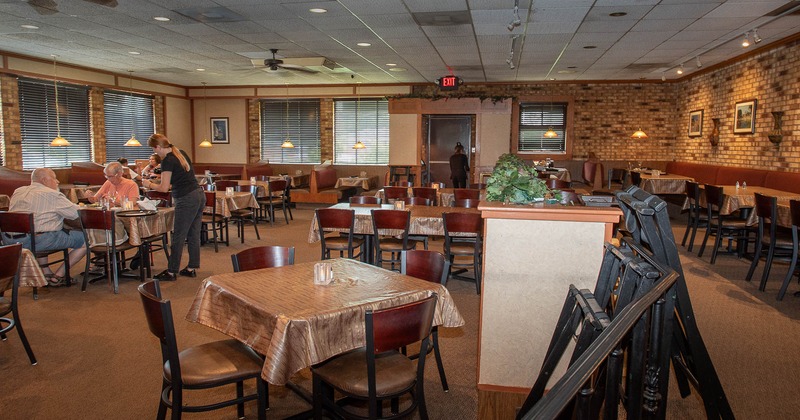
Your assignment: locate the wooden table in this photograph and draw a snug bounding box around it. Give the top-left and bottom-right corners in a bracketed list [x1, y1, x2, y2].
[185, 258, 464, 385]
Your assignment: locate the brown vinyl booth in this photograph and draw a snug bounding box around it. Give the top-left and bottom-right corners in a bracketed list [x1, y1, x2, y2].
[70, 162, 106, 185]
[0, 167, 31, 196]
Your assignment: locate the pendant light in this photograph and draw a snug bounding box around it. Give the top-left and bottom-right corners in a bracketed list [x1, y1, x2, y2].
[49, 55, 70, 147]
[198, 82, 212, 148]
[631, 128, 649, 139]
[543, 100, 558, 138]
[352, 86, 365, 157]
[281, 84, 295, 149]
[123, 70, 142, 146]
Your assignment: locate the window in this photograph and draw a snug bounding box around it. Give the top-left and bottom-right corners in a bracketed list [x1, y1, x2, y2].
[18, 77, 91, 169]
[333, 99, 389, 165]
[518, 102, 567, 153]
[104, 90, 155, 162]
[260, 99, 320, 164]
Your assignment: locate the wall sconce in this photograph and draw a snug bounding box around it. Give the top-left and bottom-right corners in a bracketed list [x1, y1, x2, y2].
[631, 128, 649, 139]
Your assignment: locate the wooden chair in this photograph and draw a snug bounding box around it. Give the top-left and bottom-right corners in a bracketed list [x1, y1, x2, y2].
[400, 250, 450, 391]
[145, 190, 172, 207]
[443, 211, 483, 294]
[0, 243, 36, 365]
[777, 200, 800, 300]
[0, 211, 72, 294]
[138, 281, 268, 420]
[371, 209, 417, 271]
[231, 246, 295, 272]
[257, 179, 290, 226]
[412, 187, 437, 204]
[201, 191, 229, 252]
[316, 208, 365, 260]
[681, 181, 707, 252]
[454, 198, 480, 208]
[746, 193, 793, 291]
[453, 189, 480, 201]
[78, 208, 140, 294]
[350, 196, 381, 206]
[545, 178, 570, 189]
[698, 185, 753, 264]
[383, 186, 409, 202]
[403, 197, 431, 206]
[229, 185, 261, 243]
[311, 295, 437, 420]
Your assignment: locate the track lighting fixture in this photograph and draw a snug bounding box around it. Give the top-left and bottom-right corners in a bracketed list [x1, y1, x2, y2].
[742, 32, 750, 48]
[507, 1, 521, 31]
[753, 28, 762, 44]
[695, 56, 702, 68]
[506, 55, 515, 69]
[677, 63, 684, 75]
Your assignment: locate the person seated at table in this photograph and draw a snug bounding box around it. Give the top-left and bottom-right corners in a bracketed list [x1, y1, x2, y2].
[86, 162, 140, 207]
[3, 168, 87, 285]
[117, 157, 140, 181]
[141, 153, 162, 179]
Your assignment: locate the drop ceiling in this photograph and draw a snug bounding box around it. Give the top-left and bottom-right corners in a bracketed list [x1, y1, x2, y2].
[0, 0, 798, 87]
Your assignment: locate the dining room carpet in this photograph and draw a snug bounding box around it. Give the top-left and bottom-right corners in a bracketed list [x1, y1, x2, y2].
[0, 205, 798, 419]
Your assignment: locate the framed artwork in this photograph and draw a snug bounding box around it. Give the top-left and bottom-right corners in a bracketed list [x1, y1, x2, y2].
[211, 117, 229, 144]
[733, 100, 756, 134]
[688, 109, 703, 137]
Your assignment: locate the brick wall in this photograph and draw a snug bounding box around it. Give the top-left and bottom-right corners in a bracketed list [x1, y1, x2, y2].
[1, 74, 21, 169]
[89, 87, 105, 163]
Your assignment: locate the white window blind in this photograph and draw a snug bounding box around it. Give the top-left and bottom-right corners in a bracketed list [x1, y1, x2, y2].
[104, 90, 155, 162]
[518, 103, 567, 153]
[18, 77, 91, 169]
[334, 99, 389, 165]
[260, 99, 321, 164]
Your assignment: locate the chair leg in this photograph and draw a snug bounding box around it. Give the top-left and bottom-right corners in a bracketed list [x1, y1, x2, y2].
[697, 223, 713, 258]
[431, 328, 449, 391]
[474, 254, 482, 294]
[12, 306, 37, 365]
[82, 249, 91, 291]
[63, 248, 71, 287]
[688, 219, 700, 252]
[236, 381, 245, 419]
[760, 242, 777, 291]
[746, 237, 763, 281]
[312, 374, 324, 420]
[252, 213, 261, 240]
[710, 226, 724, 264]
[157, 379, 169, 420]
[778, 247, 798, 301]
[257, 379, 268, 420]
[681, 215, 692, 246]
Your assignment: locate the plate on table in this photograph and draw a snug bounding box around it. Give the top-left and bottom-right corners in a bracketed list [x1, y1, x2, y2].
[116, 210, 157, 217]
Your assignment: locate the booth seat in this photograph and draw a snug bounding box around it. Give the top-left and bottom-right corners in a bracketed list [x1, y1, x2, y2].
[70, 162, 107, 185]
[192, 163, 246, 179]
[243, 163, 274, 179]
[0, 166, 31, 196]
[666, 161, 800, 194]
[292, 166, 356, 204]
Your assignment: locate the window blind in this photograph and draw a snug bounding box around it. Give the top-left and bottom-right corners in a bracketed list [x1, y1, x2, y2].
[104, 90, 155, 162]
[518, 103, 567, 153]
[333, 99, 389, 165]
[260, 99, 321, 164]
[18, 77, 91, 169]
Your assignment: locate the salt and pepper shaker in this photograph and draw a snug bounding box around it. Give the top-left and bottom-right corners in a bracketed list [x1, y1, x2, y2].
[742, 181, 747, 189]
[735, 181, 740, 189]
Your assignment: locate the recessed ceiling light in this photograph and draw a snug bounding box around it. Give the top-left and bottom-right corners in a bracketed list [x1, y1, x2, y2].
[567, 66, 576, 69]
[153, 16, 170, 22]
[357, 42, 372, 47]
[386, 63, 397, 67]
[20, 24, 39, 29]
[557, 70, 576, 74]
[196, 68, 205, 72]
[583, 46, 597, 49]
[388, 67, 407, 72]
[128, 51, 141, 55]
[609, 12, 627, 17]
[309, 8, 327, 13]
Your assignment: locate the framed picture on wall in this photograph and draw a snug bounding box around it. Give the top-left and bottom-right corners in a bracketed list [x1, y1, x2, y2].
[211, 117, 229, 144]
[688, 109, 703, 137]
[733, 100, 756, 134]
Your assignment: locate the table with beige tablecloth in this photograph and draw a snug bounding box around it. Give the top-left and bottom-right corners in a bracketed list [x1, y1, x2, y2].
[185, 258, 464, 385]
[374, 188, 485, 207]
[210, 191, 258, 218]
[335, 176, 378, 190]
[86, 207, 175, 247]
[637, 173, 694, 195]
[19, 248, 47, 288]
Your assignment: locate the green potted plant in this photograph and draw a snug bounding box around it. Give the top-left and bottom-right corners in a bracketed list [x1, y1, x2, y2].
[485, 154, 561, 204]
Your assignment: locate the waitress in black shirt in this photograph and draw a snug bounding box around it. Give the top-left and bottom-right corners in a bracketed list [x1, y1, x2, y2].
[143, 133, 205, 281]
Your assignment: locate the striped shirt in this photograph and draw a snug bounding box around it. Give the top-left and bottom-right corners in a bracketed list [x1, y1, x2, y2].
[9, 182, 79, 233]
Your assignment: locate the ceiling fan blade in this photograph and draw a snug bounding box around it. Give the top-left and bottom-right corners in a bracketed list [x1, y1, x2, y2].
[28, 0, 58, 15]
[279, 64, 319, 74]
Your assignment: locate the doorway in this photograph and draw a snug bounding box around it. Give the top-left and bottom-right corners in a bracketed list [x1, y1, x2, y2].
[425, 115, 472, 187]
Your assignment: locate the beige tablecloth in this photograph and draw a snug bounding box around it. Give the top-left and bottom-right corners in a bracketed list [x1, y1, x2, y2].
[308, 203, 480, 242]
[19, 248, 47, 288]
[211, 191, 258, 218]
[335, 176, 378, 190]
[538, 168, 572, 182]
[437, 188, 487, 207]
[86, 207, 175, 247]
[638, 174, 694, 195]
[59, 184, 101, 203]
[186, 258, 465, 385]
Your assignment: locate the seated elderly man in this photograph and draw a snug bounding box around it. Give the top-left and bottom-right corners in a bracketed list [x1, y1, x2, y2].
[3, 168, 87, 285]
[86, 162, 140, 206]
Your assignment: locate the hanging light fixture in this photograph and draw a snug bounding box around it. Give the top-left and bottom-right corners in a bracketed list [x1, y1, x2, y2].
[123, 70, 141, 146]
[281, 84, 295, 149]
[631, 128, 649, 139]
[543, 100, 558, 138]
[49, 55, 70, 147]
[198, 82, 212, 148]
[352, 86, 366, 156]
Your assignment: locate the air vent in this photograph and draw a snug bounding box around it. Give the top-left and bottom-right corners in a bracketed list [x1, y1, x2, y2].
[412, 11, 472, 26]
[625, 63, 669, 72]
[174, 6, 245, 23]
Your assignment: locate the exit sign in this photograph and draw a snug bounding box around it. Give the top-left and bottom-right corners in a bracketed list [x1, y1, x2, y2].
[437, 75, 462, 91]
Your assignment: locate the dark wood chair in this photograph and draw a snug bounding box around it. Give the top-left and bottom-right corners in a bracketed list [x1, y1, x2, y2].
[746, 193, 793, 292]
[311, 295, 437, 420]
[371, 209, 417, 271]
[0, 211, 72, 294]
[630, 170, 642, 187]
[412, 187, 437, 204]
[453, 189, 480, 201]
[231, 245, 295, 272]
[777, 200, 800, 300]
[403, 197, 431, 206]
[545, 178, 570, 189]
[229, 185, 261, 243]
[257, 179, 289, 226]
[316, 208, 364, 260]
[350, 196, 381, 206]
[145, 190, 172, 207]
[698, 184, 753, 264]
[443, 211, 483, 294]
[0, 243, 36, 365]
[78, 208, 140, 294]
[401, 250, 449, 391]
[383, 186, 409, 202]
[201, 191, 229, 252]
[454, 198, 480, 208]
[138, 281, 268, 420]
[681, 181, 707, 252]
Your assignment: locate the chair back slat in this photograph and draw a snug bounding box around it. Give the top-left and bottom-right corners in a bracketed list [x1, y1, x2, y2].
[146, 190, 172, 207]
[412, 187, 437, 202]
[350, 196, 381, 206]
[545, 179, 570, 189]
[78, 208, 114, 230]
[401, 250, 448, 285]
[403, 197, 431, 206]
[371, 209, 411, 231]
[0, 243, 22, 294]
[232, 246, 295, 272]
[138, 281, 171, 342]
[454, 198, 480, 208]
[443, 211, 482, 234]
[370, 294, 437, 354]
[453, 189, 480, 200]
[317, 208, 355, 231]
[384, 186, 409, 200]
[704, 184, 724, 211]
[0, 212, 34, 235]
[268, 179, 288, 195]
[754, 193, 777, 222]
[214, 180, 238, 190]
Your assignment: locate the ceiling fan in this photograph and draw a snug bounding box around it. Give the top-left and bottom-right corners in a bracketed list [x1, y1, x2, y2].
[27, 0, 118, 15]
[254, 49, 320, 74]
